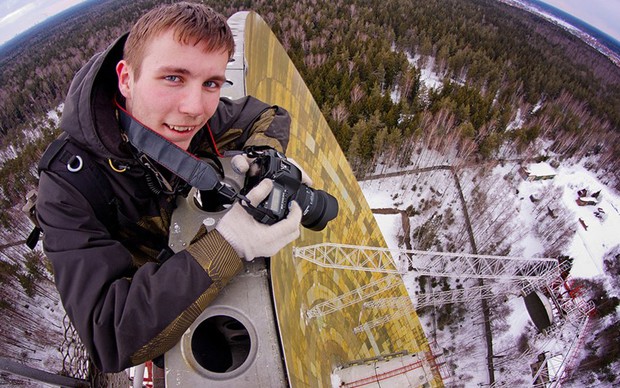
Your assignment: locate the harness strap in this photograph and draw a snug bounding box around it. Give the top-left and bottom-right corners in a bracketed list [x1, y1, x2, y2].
[26, 138, 118, 249]
[44, 139, 119, 231]
[31, 138, 177, 263]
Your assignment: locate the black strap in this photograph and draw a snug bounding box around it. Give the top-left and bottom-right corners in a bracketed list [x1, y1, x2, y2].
[25, 227, 41, 250]
[116, 104, 249, 206]
[32, 138, 178, 263]
[37, 136, 70, 170]
[117, 105, 222, 191]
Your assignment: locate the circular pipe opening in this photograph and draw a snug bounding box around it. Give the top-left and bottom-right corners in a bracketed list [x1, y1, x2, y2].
[191, 315, 252, 373]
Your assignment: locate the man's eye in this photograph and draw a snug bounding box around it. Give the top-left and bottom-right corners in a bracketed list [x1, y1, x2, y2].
[204, 80, 220, 89]
[164, 75, 181, 82]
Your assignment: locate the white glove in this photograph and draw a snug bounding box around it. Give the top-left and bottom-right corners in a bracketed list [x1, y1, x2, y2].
[216, 179, 302, 261]
[288, 158, 313, 186]
[231, 154, 256, 175]
[231, 154, 313, 186]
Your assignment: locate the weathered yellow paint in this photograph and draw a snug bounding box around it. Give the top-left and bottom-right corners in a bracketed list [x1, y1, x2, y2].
[243, 12, 443, 388]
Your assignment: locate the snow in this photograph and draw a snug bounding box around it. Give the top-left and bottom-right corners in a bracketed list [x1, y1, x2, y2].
[0, 105, 62, 167]
[506, 107, 526, 132]
[47, 104, 63, 123]
[509, 161, 620, 278]
[361, 153, 620, 279]
[406, 53, 444, 91]
[505, 296, 532, 337]
[531, 99, 544, 114]
[493, 162, 617, 278]
[515, 231, 546, 258]
[360, 182, 398, 209]
[374, 214, 401, 249]
[359, 155, 619, 386]
[524, 161, 556, 177]
[554, 164, 620, 277]
[390, 86, 400, 103]
[389, 46, 444, 104]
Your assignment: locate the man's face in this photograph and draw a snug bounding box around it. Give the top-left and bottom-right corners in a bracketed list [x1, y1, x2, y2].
[116, 30, 230, 150]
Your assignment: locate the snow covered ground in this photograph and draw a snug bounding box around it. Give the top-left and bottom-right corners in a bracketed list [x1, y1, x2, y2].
[361, 160, 619, 280]
[359, 156, 619, 386]
[552, 165, 619, 278]
[0, 104, 62, 168]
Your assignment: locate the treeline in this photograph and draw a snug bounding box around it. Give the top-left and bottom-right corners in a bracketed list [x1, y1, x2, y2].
[2, 0, 620, 178]
[264, 0, 620, 182]
[0, 0, 168, 137]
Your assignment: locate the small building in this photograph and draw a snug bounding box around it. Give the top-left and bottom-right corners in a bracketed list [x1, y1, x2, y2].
[575, 188, 602, 207]
[576, 197, 599, 206]
[519, 162, 557, 181]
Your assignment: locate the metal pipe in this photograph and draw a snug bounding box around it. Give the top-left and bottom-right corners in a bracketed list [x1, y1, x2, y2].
[0, 357, 90, 387]
[132, 363, 145, 388]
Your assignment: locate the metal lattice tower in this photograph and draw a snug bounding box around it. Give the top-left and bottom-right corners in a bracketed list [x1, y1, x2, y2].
[294, 243, 559, 280]
[296, 243, 559, 320]
[305, 274, 401, 319]
[490, 298, 594, 388]
[353, 279, 528, 334]
[294, 243, 593, 387]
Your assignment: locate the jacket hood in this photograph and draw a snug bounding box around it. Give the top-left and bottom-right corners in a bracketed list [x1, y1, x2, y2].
[60, 34, 131, 160]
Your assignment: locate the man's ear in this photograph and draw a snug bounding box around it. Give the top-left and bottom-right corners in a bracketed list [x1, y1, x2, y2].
[116, 60, 133, 98]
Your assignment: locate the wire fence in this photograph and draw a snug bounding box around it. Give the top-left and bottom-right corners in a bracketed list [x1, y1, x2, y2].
[59, 314, 132, 388]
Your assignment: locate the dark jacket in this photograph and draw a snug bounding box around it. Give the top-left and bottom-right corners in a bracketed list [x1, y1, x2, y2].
[35, 34, 290, 372]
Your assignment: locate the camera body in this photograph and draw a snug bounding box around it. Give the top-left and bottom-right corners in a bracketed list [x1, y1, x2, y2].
[243, 148, 302, 225]
[242, 147, 338, 231]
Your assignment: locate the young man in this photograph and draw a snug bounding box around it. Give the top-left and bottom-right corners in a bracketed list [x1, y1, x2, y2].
[35, 3, 302, 373]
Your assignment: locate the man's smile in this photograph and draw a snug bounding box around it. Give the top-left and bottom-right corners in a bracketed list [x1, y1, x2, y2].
[165, 124, 197, 133]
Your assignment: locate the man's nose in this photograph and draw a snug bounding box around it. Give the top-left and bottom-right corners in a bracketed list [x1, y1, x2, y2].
[178, 86, 205, 116]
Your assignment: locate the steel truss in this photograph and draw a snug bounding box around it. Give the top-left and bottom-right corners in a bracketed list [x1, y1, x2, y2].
[293, 243, 559, 280]
[354, 279, 525, 333]
[491, 309, 593, 388]
[296, 243, 558, 321]
[295, 243, 592, 387]
[305, 274, 401, 319]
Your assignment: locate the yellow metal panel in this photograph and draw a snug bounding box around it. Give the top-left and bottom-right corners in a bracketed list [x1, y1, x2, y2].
[243, 12, 442, 388]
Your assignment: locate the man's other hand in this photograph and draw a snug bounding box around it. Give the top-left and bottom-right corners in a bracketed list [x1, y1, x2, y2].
[216, 179, 302, 261]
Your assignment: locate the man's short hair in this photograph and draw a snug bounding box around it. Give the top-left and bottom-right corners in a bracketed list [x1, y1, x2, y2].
[124, 2, 235, 78]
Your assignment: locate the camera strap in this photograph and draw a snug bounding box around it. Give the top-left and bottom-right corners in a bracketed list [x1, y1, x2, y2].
[116, 103, 238, 201]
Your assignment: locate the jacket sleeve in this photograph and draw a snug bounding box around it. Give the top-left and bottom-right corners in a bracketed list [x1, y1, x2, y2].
[209, 96, 291, 152]
[36, 171, 243, 372]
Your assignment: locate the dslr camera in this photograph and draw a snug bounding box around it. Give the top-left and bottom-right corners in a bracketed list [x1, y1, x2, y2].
[239, 146, 338, 231]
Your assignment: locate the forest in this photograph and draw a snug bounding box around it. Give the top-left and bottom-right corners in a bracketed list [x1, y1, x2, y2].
[2, 0, 620, 178]
[0, 0, 619, 385]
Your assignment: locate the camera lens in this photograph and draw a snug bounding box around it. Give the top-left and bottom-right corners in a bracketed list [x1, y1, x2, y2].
[294, 185, 339, 231]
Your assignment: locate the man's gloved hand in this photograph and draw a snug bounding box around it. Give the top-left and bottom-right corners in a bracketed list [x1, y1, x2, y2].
[216, 179, 302, 261]
[288, 158, 313, 186]
[230, 154, 313, 186]
[231, 154, 256, 175]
